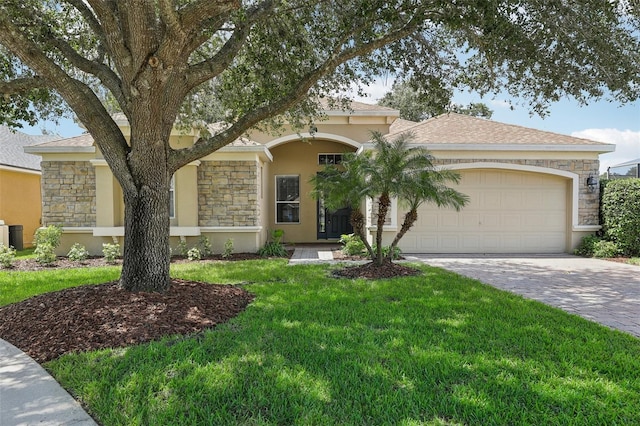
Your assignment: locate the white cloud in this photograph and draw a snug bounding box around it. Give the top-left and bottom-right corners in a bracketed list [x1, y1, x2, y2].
[349, 77, 395, 103]
[489, 99, 512, 109]
[571, 128, 640, 173]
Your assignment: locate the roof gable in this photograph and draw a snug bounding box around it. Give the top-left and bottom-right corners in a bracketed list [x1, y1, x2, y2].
[387, 113, 614, 149]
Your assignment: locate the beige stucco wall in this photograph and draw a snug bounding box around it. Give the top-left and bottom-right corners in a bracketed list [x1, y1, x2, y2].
[0, 168, 42, 247]
[267, 139, 357, 243]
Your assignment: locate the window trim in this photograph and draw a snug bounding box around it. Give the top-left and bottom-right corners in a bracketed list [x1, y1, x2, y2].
[318, 153, 343, 165]
[169, 174, 176, 219]
[275, 174, 300, 224]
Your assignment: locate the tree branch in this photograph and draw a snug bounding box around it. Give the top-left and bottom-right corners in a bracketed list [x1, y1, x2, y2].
[83, 0, 134, 79]
[179, 0, 241, 37]
[0, 12, 135, 193]
[0, 77, 50, 95]
[184, 0, 277, 89]
[170, 19, 420, 171]
[47, 36, 126, 111]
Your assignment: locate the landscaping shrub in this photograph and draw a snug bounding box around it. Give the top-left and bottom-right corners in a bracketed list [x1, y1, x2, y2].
[574, 234, 601, 257]
[198, 236, 213, 257]
[339, 233, 366, 256]
[372, 244, 402, 260]
[67, 243, 89, 262]
[102, 243, 120, 264]
[0, 244, 16, 268]
[222, 238, 234, 258]
[601, 179, 640, 256]
[258, 230, 287, 257]
[592, 240, 620, 258]
[176, 239, 188, 257]
[187, 247, 201, 261]
[35, 225, 62, 249]
[35, 243, 57, 264]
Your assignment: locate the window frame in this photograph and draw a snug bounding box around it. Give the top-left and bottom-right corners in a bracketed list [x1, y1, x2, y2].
[169, 174, 176, 219]
[275, 174, 300, 224]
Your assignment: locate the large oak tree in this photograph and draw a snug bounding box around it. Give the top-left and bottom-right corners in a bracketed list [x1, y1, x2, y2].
[1, 1, 638, 292]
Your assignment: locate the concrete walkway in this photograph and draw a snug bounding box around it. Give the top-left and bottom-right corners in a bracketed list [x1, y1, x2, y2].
[407, 254, 640, 338]
[0, 338, 97, 426]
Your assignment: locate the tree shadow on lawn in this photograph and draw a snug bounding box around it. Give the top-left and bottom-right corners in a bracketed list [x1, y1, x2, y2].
[47, 265, 640, 425]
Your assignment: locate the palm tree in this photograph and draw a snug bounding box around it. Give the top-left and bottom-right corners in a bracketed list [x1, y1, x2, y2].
[311, 131, 468, 267]
[310, 151, 376, 259]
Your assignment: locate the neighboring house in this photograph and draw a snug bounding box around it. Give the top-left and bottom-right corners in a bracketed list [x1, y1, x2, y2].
[607, 158, 640, 179]
[25, 103, 614, 255]
[0, 126, 59, 248]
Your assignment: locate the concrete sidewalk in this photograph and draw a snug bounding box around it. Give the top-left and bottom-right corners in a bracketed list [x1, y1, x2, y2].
[0, 338, 97, 426]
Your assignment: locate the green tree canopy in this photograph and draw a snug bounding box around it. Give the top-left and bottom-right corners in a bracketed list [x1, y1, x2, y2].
[378, 79, 494, 121]
[1, 1, 638, 291]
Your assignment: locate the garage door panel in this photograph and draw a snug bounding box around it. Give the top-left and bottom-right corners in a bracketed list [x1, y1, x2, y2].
[401, 169, 568, 253]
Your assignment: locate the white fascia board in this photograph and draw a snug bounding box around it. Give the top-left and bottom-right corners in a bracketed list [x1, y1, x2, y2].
[216, 145, 274, 162]
[0, 164, 41, 175]
[360, 143, 615, 153]
[200, 226, 263, 233]
[325, 110, 400, 118]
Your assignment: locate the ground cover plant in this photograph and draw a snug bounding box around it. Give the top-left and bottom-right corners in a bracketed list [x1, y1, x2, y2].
[1, 261, 638, 425]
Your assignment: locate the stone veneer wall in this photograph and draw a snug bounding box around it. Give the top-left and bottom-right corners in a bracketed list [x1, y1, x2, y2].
[433, 158, 600, 226]
[41, 161, 96, 227]
[198, 160, 260, 226]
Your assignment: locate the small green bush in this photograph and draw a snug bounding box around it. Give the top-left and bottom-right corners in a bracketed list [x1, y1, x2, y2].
[102, 243, 120, 264]
[592, 240, 620, 258]
[628, 258, 640, 266]
[258, 230, 288, 257]
[35, 225, 62, 249]
[176, 239, 188, 257]
[372, 244, 402, 260]
[198, 236, 212, 257]
[258, 242, 288, 257]
[601, 179, 640, 256]
[67, 243, 89, 262]
[574, 235, 601, 257]
[0, 244, 16, 268]
[187, 247, 201, 261]
[222, 238, 234, 258]
[339, 233, 366, 256]
[35, 243, 57, 264]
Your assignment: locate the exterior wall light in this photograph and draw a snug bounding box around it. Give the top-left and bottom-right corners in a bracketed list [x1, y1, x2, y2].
[586, 173, 598, 191]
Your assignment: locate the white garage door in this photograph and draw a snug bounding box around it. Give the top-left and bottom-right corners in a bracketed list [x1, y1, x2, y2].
[400, 169, 568, 253]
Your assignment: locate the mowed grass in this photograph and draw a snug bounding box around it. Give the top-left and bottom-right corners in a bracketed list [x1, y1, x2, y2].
[3, 260, 639, 425]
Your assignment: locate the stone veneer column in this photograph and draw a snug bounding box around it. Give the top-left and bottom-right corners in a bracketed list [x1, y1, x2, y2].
[198, 160, 260, 227]
[41, 161, 96, 227]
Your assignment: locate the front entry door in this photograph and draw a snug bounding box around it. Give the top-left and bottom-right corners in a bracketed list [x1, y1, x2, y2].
[317, 198, 353, 239]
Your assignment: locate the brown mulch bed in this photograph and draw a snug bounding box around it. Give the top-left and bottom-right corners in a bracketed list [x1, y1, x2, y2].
[333, 261, 421, 279]
[0, 249, 417, 364]
[0, 279, 254, 363]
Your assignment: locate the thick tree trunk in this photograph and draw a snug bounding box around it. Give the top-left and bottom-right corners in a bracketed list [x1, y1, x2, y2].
[117, 106, 174, 292]
[119, 183, 172, 292]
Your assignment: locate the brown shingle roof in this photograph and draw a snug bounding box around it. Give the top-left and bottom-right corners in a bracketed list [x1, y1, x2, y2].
[388, 112, 613, 147]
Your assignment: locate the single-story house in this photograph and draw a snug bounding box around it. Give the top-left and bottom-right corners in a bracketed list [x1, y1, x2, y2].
[0, 126, 59, 249]
[25, 102, 614, 255]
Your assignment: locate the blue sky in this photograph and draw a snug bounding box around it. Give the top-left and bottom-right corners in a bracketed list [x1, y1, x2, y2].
[21, 81, 640, 174]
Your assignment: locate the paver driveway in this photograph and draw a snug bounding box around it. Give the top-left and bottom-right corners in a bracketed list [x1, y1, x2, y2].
[407, 254, 640, 338]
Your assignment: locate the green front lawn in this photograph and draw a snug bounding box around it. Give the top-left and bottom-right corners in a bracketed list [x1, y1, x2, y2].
[3, 260, 639, 425]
